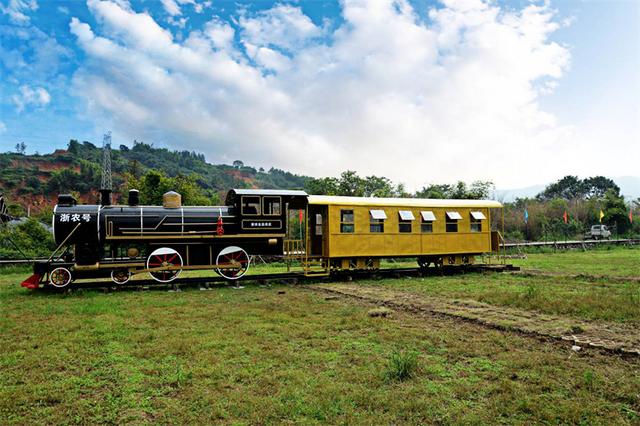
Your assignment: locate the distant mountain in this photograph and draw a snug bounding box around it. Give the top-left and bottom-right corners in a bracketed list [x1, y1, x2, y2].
[0, 140, 312, 213]
[495, 177, 640, 202]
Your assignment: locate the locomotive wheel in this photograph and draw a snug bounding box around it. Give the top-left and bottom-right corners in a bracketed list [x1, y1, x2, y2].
[147, 247, 183, 283]
[111, 269, 131, 285]
[50, 267, 72, 288]
[216, 246, 250, 280]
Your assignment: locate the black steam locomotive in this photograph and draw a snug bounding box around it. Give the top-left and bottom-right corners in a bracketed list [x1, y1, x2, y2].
[22, 188, 307, 288]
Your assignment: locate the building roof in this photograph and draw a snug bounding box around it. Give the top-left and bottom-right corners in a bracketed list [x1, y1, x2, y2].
[228, 189, 308, 197]
[307, 195, 502, 208]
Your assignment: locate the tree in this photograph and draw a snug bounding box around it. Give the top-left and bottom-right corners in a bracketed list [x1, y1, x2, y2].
[467, 181, 494, 199]
[337, 171, 365, 196]
[537, 175, 585, 200]
[415, 184, 451, 199]
[67, 139, 80, 154]
[125, 169, 213, 206]
[305, 177, 340, 195]
[128, 159, 142, 180]
[15, 142, 26, 154]
[232, 160, 244, 169]
[582, 176, 620, 198]
[363, 175, 394, 197]
[415, 180, 493, 200]
[537, 175, 620, 201]
[602, 189, 630, 234]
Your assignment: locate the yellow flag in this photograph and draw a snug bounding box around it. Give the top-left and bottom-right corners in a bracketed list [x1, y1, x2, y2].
[599, 210, 604, 223]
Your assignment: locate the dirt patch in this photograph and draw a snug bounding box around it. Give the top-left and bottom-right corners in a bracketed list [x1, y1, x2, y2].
[310, 283, 640, 356]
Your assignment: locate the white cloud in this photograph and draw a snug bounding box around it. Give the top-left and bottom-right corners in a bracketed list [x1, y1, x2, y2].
[0, 0, 37, 23]
[68, 0, 607, 188]
[160, 0, 181, 16]
[12, 85, 50, 112]
[160, 0, 206, 19]
[239, 4, 322, 51]
[0, 121, 6, 133]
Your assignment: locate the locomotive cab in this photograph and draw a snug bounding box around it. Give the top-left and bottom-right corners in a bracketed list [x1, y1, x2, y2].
[224, 189, 307, 234]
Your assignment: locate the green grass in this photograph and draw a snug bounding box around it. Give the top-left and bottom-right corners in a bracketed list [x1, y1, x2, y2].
[2, 248, 640, 423]
[1, 271, 639, 424]
[383, 349, 420, 383]
[354, 273, 640, 323]
[510, 246, 640, 277]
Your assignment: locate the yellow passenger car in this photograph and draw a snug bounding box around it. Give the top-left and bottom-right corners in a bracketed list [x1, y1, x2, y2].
[304, 196, 502, 271]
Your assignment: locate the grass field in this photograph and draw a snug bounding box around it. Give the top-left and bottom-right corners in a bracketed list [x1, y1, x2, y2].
[351, 273, 640, 323]
[1, 247, 639, 424]
[509, 246, 640, 277]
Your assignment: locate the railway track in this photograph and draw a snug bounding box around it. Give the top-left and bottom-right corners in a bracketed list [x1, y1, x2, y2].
[503, 238, 640, 250]
[4, 263, 519, 290]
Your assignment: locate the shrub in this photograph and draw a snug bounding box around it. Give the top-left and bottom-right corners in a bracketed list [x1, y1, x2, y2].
[383, 349, 419, 382]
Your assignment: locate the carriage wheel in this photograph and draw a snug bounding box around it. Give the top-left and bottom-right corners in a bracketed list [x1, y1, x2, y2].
[147, 247, 183, 283]
[111, 269, 131, 285]
[50, 267, 72, 288]
[216, 246, 250, 280]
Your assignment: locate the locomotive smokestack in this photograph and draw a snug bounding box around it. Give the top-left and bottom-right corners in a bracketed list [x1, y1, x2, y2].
[128, 189, 139, 206]
[99, 189, 112, 206]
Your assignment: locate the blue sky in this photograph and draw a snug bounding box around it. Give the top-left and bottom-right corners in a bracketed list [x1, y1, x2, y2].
[0, 0, 638, 188]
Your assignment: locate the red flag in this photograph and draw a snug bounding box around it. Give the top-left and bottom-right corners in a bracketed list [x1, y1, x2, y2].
[630, 209, 634, 223]
[298, 210, 303, 223]
[563, 210, 568, 224]
[216, 215, 224, 236]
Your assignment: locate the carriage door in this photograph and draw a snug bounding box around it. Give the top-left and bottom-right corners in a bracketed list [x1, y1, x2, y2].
[309, 205, 327, 256]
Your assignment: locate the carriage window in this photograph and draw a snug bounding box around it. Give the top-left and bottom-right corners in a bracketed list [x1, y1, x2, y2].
[470, 211, 485, 232]
[340, 209, 354, 233]
[241, 196, 261, 215]
[263, 196, 281, 215]
[421, 211, 436, 233]
[446, 211, 461, 233]
[398, 210, 414, 233]
[315, 214, 323, 235]
[370, 210, 387, 233]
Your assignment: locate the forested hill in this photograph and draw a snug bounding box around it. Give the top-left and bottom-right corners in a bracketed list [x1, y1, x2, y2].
[0, 140, 311, 213]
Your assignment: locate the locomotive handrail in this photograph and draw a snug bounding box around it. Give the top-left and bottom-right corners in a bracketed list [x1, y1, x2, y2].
[284, 239, 305, 258]
[47, 223, 82, 262]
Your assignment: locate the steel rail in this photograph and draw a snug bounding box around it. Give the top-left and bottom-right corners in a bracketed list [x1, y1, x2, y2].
[16, 264, 519, 291]
[503, 238, 640, 249]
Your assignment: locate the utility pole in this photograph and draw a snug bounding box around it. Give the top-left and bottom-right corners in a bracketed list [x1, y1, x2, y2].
[101, 131, 112, 191]
[100, 131, 113, 206]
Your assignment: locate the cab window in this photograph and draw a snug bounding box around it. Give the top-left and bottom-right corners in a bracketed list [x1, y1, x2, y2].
[263, 196, 281, 216]
[241, 196, 261, 215]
